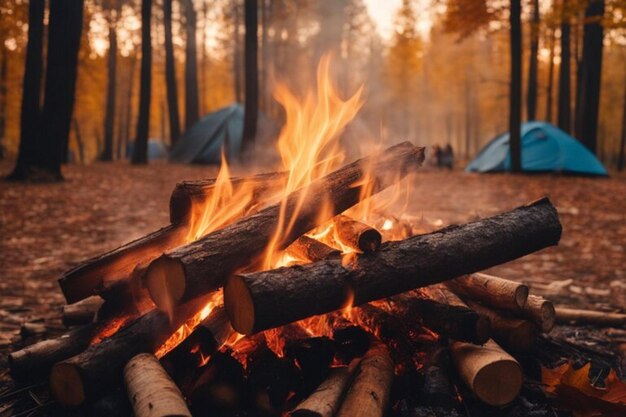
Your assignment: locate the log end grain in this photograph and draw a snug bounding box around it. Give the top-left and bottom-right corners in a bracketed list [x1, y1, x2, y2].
[514, 285, 530, 309]
[49, 362, 85, 407]
[224, 275, 255, 335]
[145, 256, 186, 316]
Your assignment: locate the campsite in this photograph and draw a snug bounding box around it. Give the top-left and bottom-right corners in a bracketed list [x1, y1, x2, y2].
[0, 1, 625, 417]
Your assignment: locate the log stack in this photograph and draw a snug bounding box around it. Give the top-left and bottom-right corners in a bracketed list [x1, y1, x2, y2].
[13, 140, 616, 417]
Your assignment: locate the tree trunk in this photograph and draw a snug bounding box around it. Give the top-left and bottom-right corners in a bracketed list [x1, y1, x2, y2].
[619, 70, 626, 171]
[233, 1, 243, 103]
[260, 0, 269, 112]
[124, 52, 138, 158]
[101, 6, 118, 161]
[546, 27, 556, 122]
[73, 118, 85, 164]
[34, 0, 84, 179]
[132, 0, 152, 165]
[163, 0, 181, 146]
[225, 198, 562, 334]
[574, 0, 605, 153]
[526, 0, 539, 121]
[558, 2, 572, 133]
[509, 0, 522, 172]
[183, 0, 199, 130]
[242, 0, 259, 150]
[0, 46, 7, 159]
[8, 0, 44, 180]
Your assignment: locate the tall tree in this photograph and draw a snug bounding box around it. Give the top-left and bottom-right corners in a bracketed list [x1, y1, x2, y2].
[123, 53, 138, 159]
[101, 0, 119, 161]
[183, 0, 199, 130]
[8, 0, 44, 180]
[0, 41, 7, 158]
[545, 27, 556, 122]
[526, 0, 539, 121]
[242, 0, 258, 149]
[233, 0, 243, 103]
[618, 67, 626, 172]
[574, 0, 605, 153]
[132, 0, 152, 164]
[163, 0, 180, 145]
[509, 0, 522, 172]
[557, 1, 572, 133]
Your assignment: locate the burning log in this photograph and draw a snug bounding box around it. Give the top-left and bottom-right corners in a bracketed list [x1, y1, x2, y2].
[9, 324, 96, 380]
[146, 142, 425, 312]
[332, 215, 382, 253]
[290, 362, 358, 417]
[225, 198, 562, 334]
[58, 224, 188, 304]
[445, 273, 529, 310]
[336, 339, 394, 417]
[168, 171, 287, 224]
[123, 353, 191, 417]
[49, 295, 216, 406]
[450, 339, 523, 406]
[331, 316, 371, 363]
[465, 300, 536, 352]
[555, 306, 626, 327]
[285, 235, 340, 263]
[62, 296, 104, 326]
[393, 286, 491, 344]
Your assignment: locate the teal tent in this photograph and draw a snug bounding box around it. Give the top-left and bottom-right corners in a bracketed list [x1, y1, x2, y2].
[169, 104, 277, 164]
[466, 121, 608, 176]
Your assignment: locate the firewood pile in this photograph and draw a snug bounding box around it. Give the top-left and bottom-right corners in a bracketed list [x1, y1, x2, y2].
[3, 141, 626, 417]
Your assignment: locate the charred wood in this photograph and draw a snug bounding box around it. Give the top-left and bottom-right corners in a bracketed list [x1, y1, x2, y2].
[225, 198, 561, 334]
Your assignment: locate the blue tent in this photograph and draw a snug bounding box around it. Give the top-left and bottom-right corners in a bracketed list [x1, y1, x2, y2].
[466, 121, 608, 176]
[169, 103, 277, 164]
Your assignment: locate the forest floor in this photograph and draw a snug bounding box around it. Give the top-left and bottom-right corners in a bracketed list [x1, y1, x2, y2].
[0, 160, 625, 340]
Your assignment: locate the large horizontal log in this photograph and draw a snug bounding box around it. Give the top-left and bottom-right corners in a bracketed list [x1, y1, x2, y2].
[145, 142, 425, 312]
[225, 198, 562, 334]
[58, 224, 188, 304]
[169, 171, 287, 224]
[49, 295, 215, 407]
[393, 286, 491, 344]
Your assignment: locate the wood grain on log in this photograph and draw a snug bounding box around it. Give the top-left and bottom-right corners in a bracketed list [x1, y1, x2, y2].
[291, 364, 357, 417]
[521, 295, 555, 333]
[49, 295, 214, 406]
[445, 273, 529, 310]
[124, 353, 191, 417]
[58, 224, 187, 304]
[146, 142, 425, 312]
[336, 340, 394, 417]
[285, 235, 340, 263]
[169, 171, 287, 224]
[225, 198, 562, 334]
[555, 307, 626, 327]
[450, 339, 523, 406]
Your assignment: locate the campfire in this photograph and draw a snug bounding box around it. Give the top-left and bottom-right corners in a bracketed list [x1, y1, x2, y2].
[11, 56, 602, 417]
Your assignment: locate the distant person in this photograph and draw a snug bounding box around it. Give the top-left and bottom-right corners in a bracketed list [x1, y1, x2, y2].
[441, 144, 454, 170]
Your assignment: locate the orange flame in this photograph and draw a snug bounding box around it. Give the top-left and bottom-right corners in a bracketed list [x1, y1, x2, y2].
[262, 55, 364, 269]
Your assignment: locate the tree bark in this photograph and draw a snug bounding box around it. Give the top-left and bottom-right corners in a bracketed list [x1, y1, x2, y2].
[8, 0, 44, 180]
[163, 0, 181, 145]
[558, 1, 572, 133]
[285, 235, 340, 263]
[124, 354, 192, 417]
[132, 0, 152, 164]
[509, 0, 523, 172]
[145, 143, 425, 313]
[123, 52, 138, 159]
[35, 0, 84, 178]
[574, 0, 605, 153]
[445, 273, 529, 310]
[291, 366, 356, 417]
[526, 0, 539, 121]
[101, 4, 118, 161]
[73, 118, 85, 164]
[62, 296, 105, 326]
[225, 198, 562, 334]
[242, 0, 259, 149]
[183, 0, 199, 130]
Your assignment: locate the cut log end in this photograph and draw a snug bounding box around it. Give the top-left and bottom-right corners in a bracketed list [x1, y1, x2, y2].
[224, 275, 255, 335]
[514, 286, 530, 309]
[473, 359, 522, 406]
[145, 257, 186, 316]
[49, 363, 85, 407]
